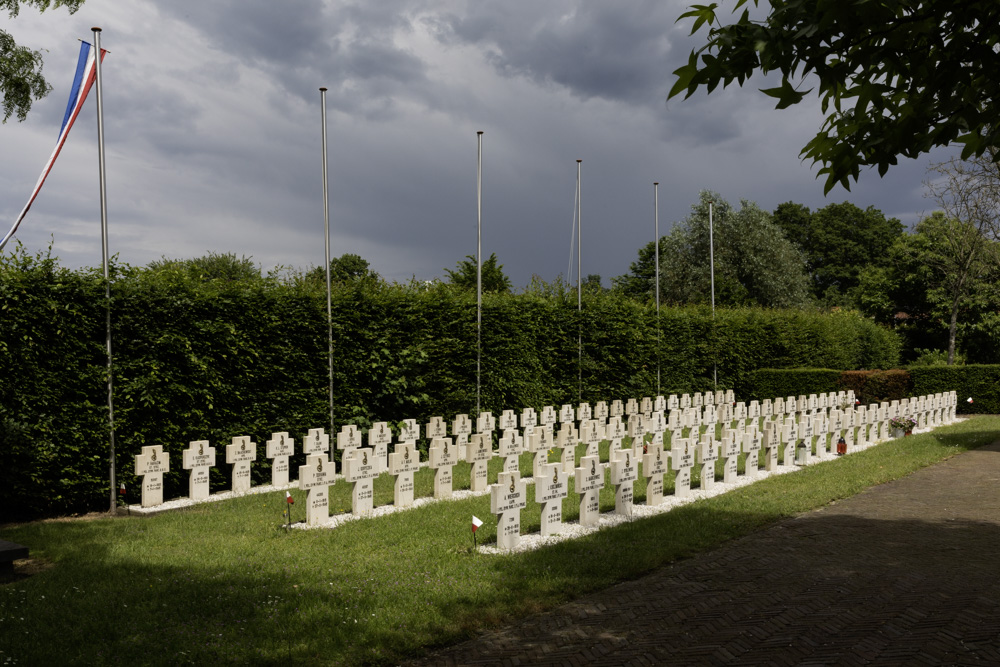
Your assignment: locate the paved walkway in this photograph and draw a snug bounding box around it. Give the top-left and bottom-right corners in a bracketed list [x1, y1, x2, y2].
[412, 441, 1000, 666]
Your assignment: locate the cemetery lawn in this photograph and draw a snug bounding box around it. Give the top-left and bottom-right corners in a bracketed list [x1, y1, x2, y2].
[2, 416, 997, 666]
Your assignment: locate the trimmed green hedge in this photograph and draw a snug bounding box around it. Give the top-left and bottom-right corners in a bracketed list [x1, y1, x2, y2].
[910, 365, 1000, 415]
[837, 369, 914, 404]
[0, 251, 902, 519]
[739, 368, 841, 401]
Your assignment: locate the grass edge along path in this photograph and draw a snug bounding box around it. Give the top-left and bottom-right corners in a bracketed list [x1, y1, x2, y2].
[1, 417, 997, 666]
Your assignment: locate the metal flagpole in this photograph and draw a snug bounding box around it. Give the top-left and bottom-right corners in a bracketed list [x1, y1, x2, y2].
[92, 27, 116, 513]
[476, 131, 483, 415]
[320, 88, 334, 434]
[709, 201, 717, 389]
[576, 159, 582, 402]
[654, 182, 660, 396]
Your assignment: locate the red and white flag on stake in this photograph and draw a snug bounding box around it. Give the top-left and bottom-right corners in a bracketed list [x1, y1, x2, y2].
[119, 482, 125, 496]
[286, 491, 294, 504]
[472, 515, 483, 533]
[967, 397, 974, 404]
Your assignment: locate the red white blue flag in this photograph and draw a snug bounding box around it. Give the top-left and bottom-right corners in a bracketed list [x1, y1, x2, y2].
[1, 41, 106, 251]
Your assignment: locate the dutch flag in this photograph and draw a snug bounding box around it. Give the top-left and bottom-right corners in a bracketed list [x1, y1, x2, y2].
[1, 41, 107, 251]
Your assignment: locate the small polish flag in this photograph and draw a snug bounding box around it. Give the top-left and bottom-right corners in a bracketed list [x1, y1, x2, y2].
[967, 397, 974, 404]
[472, 515, 483, 533]
[119, 483, 126, 496]
[286, 491, 294, 504]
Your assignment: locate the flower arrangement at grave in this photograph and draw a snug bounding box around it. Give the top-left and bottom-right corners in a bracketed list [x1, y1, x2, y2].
[889, 416, 917, 435]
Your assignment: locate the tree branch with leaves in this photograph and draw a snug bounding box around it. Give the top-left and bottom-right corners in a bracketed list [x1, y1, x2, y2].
[669, 0, 1000, 193]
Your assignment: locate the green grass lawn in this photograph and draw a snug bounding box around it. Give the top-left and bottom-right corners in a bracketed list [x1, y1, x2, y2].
[2, 416, 997, 666]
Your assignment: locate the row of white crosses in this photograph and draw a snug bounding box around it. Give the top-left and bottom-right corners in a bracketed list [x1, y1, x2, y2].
[131, 391, 959, 518]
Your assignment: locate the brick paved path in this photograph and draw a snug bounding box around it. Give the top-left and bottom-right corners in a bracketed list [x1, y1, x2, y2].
[412, 441, 1000, 666]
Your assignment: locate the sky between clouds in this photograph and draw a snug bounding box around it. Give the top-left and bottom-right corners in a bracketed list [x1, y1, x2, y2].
[0, 0, 956, 287]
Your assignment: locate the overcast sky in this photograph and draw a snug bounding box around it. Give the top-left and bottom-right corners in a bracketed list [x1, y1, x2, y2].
[1, 0, 956, 288]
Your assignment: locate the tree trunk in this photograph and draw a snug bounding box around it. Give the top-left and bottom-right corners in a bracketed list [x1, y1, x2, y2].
[948, 302, 959, 365]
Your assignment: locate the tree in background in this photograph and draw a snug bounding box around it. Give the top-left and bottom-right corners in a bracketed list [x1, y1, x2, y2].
[773, 201, 903, 305]
[2, 0, 85, 122]
[623, 191, 811, 309]
[611, 237, 669, 301]
[856, 212, 1000, 364]
[146, 252, 261, 283]
[444, 252, 512, 293]
[304, 253, 379, 286]
[670, 1, 1000, 192]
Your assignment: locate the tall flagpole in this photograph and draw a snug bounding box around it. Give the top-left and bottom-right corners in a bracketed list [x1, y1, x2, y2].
[92, 27, 116, 513]
[320, 88, 334, 435]
[476, 131, 483, 415]
[709, 201, 717, 389]
[654, 182, 660, 396]
[576, 159, 582, 402]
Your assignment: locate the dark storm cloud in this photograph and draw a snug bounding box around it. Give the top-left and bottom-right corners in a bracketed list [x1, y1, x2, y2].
[433, 1, 681, 105]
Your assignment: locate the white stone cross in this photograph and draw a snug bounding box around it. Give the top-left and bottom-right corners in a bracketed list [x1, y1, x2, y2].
[265, 432, 293, 486]
[520, 407, 538, 430]
[389, 441, 420, 507]
[428, 437, 458, 499]
[490, 471, 527, 550]
[400, 418, 421, 442]
[721, 431, 739, 483]
[680, 393, 691, 409]
[226, 436, 257, 494]
[667, 394, 680, 410]
[610, 399, 624, 418]
[135, 445, 169, 507]
[581, 419, 603, 457]
[654, 395, 667, 412]
[182, 440, 215, 501]
[640, 396, 653, 417]
[813, 415, 828, 458]
[540, 405, 558, 426]
[625, 398, 639, 415]
[342, 447, 378, 515]
[368, 422, 392, 473]
[453, 413, 472, 437]
[466, 433, 494, 492]
[574, 455, 605, 527]
[670, 438, 694, 497]
[559, 404, 575, 424]
[594, 401, 609, 423]
[476, 412, 495, 435]
[643, 442, 668, 506]
[497, 429, 523, 475]
[525, 425, 552, 477]
[534, 463, 569, 536]
[576, 402, 593, 422]
[693, 392, 703, 408]
[698, 434, 718, 491]
[452, 415, 472, 463]
[426, 416, 448, 440]
[337, 424, 362, 464]
[499, 410, 518, 432]
[302, 427, 330, 457]
[298, 453, 333, 526]
[554, 422, 578, 474]
[743, 429, 762, 473]
[762, 422, 779, 471]
[609, 447, 638, 515]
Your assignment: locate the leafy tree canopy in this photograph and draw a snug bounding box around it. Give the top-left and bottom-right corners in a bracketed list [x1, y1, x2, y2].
[1, 0, 85, 123]
[856, 212, 1000, 363]
[618, 191, 812, 308]
[304, 253, 378, 286]
[444, 252, 512, 293]
[772, 200, 903, 303]
[145, 252, 261, 284]
[670, 1, 1000, 193]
